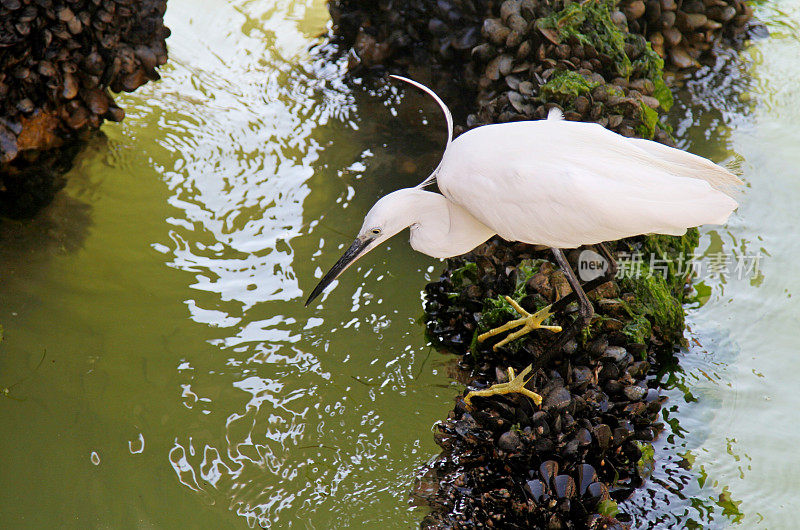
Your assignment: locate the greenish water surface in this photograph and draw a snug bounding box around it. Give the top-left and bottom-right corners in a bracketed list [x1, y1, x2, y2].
[0, 0, 798, 528]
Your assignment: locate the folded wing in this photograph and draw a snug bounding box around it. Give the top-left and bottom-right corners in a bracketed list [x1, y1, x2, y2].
[437, 120, 740, 248]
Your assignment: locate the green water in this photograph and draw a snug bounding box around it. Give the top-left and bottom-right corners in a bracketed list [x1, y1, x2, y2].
[0, 0, 798, 528]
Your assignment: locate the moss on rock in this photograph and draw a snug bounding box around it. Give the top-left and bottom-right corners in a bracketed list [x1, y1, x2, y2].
[621, 311, 653, 346]
[642, 229, 700, 295]
[537, 0, 674, 137]
[632, 44, 675, 111]
[619, 265, 684, 344]
[638, 102, 660, 139]
[539, 70, 601, 102]
[541, 0, 631, 77]
[450, 261, 479, 289]
[611, 229, 700, 344]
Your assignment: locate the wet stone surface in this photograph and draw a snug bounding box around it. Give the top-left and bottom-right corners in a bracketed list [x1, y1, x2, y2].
[0, 0, 170, 189]
[328, 0, 757, 142]
[418, 238, 673, 527]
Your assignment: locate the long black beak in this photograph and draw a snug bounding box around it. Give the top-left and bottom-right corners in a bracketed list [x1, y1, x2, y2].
[305, 237, 372, 306]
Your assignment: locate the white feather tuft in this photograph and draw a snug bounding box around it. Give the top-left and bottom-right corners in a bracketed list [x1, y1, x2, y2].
[547, 107, 564, 121]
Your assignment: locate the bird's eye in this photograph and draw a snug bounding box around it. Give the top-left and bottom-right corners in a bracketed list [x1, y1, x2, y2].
[371, 228, 382, 235]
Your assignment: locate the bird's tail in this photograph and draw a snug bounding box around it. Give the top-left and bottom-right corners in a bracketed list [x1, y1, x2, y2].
[626, 138, 743, 196]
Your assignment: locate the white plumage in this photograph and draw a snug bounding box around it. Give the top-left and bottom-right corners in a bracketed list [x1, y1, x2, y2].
[305, 77, 741, 306]
[435, 110, 740, 249]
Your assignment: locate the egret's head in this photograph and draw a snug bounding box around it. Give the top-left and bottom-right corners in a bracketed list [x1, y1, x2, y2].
[305, 189, 419, 306]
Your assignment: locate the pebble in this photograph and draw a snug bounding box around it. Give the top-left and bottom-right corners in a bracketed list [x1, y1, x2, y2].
[525, 479, 547, 502]
[553, 474, 576, 499]
[603, 346, 629, 363]
[543, 386, 571, 411]
[483, 18, 510, 46]
[571, 366, 593, 390]
[610, 10, 628, 27]
[593, 424, 613, 450]
[627, 361, 650, 379]
[623, 0, 646, 20]
[669, 46, 696, 68]
[645, 388, 660, 402]
[472, 43, 495, 61]
[498, 430, 522, 452]
[507, 13, 528, 33]
[518, 80, 534, 95]
[624, 385, 648, 401]
[539, 460, 559, 482]
[682, 12, 709, 30]
[485, 54, 513, 80]
[585, 481, 608, 502]
[500, 0, 521, 22]
[577, 464, 598, 495]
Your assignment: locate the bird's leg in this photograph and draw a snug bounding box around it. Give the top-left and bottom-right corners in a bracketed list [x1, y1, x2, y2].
[548, 243, 618, 315]
[536, 244, 618, 366]
[475, 245, 617, 354]
[595, 242, 619, 279]
[464, 364, 542, 408]
[551, 248, 594, 328]
[477, 296, 562, 351]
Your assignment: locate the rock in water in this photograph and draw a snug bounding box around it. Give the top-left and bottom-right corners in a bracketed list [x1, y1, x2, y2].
[0, 0, 170, 173]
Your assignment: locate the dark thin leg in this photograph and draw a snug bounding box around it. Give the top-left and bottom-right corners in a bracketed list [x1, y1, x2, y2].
[534, 244, 618, 367]
[596, 242, 618, 278]
[551, 248, 594, 327]
[549, 243, 618, 314]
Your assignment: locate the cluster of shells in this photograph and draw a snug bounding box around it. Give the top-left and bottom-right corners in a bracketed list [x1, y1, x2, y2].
[328, 0, 486, 74]
[421, 239, 667, 527]
[0, 0, 170, 166]
[619, 0, 754, 69]
[470, 0, 672, 140]
[330, 0, 752, 140]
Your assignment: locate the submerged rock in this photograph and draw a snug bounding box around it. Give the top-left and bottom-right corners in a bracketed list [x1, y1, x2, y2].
[415, 232, 698, 526]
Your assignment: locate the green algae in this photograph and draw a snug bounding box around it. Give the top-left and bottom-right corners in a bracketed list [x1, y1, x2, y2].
[597, 498, 620, 517]
[611, 230, 700, 345]
[514, 259, 546, 298]
[450, 261, 479, 288]
[619, 265, 684, 344]
[637, 102, 660, 139]
[540, 70, 601, 102]
[632, 44, 674, 111]
[541, 0, 631, 78]
[621, 312, 653, 346]
[538, 0, 674, 134]
[642, 229, 699, 296]
[635, 441, 656, 478]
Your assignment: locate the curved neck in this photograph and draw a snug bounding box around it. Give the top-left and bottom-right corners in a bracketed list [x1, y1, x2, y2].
[406, 190, 495, 258]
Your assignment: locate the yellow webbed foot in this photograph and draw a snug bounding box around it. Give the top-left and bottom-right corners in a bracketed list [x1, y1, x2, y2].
[477, 296, 562, 351]
[464, 365, 543, 408]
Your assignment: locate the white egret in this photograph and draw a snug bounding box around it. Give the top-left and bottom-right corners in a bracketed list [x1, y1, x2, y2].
[307, 75, 741, 405]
